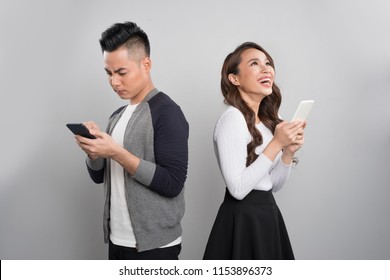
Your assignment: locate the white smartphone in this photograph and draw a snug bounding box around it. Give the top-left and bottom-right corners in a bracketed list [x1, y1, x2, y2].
[291, 100, 315, 121]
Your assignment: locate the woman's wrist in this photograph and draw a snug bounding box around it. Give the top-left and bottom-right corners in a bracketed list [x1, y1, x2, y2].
[281, 150, 294, 165]
[263, 139, 284, 162]
[282, 149, 295, 157]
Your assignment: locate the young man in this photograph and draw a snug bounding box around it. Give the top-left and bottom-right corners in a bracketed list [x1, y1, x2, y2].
[75, 22, 189, 260]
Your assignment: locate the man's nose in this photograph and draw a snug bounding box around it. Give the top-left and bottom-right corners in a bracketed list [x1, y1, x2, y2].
[110, 75, 120, 86]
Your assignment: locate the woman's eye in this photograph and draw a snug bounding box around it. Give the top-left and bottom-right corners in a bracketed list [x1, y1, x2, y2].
[266, 61, 272, 66]
[250, 61, 258, 66]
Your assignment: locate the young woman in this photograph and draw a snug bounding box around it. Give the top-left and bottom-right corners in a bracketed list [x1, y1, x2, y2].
[203, 42, 306, 260]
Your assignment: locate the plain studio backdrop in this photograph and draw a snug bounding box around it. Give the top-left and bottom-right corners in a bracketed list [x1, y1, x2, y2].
[1, 0, 390, 260]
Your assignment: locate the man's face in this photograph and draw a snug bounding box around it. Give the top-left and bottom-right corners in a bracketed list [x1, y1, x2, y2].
[103, 47, 151, 104]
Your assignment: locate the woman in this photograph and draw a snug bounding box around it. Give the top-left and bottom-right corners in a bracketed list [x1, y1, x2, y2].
[203, 42, 306, 260]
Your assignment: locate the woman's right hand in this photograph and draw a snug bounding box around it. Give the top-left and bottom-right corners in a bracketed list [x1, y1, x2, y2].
[263, 120, 305, 162]
[272, 120, 306, 149]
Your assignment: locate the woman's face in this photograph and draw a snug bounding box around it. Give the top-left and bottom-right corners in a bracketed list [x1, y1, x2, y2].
[230, 48, 275, 99]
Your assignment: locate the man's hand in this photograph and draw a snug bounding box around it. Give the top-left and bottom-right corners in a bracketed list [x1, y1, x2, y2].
[75, 121, 140, 175]
[76, 132, 119, 160]
[75, 121, 119, 160]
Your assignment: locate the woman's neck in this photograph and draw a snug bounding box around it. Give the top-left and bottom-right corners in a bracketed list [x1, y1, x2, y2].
[239, 91, 264, 123]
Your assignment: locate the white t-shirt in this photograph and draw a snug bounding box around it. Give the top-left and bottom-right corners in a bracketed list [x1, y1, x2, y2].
[109, 104, 181, 248]
[214, 106, 291, 200]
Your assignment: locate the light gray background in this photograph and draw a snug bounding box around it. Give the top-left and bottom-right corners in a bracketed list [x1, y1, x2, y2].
[1, 0, 389, 260]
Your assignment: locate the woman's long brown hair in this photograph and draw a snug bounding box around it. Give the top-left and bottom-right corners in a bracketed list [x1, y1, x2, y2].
[221, 42, 282, 166]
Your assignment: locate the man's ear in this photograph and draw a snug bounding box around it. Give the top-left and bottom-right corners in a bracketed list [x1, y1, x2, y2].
[142, 57, 152, 72]
[228, 73, 240, 86]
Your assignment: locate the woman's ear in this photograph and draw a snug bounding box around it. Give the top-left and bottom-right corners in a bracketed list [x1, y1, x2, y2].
[228, 73, 239, 86]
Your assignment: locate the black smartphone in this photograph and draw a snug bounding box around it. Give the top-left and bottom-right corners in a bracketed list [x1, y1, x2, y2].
[66, 123, 96, 139]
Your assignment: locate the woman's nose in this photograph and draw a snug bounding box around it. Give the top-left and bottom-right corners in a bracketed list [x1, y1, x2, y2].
[260, 64, 270, 73]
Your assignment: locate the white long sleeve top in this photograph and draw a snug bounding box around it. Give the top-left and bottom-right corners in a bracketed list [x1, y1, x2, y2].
[213, 106, 292, 200]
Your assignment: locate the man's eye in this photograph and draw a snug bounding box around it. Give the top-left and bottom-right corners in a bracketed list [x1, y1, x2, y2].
[118, 72, 127, 76]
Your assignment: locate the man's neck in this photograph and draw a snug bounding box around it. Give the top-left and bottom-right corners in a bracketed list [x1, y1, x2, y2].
[129, 82, 155, 105]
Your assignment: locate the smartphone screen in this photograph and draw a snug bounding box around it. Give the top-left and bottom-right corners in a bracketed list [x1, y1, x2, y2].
[66, 123, 96, 139]
[291, 100, 314, 121]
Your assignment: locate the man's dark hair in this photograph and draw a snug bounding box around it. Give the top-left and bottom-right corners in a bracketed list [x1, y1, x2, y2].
[99, 21, 150, 57]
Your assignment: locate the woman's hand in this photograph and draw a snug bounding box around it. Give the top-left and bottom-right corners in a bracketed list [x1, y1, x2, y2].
[263, 120, 305, 162]
[281, 121, 306, 165]
[284, 130, 305, 156]
[273, 120, 305, 148]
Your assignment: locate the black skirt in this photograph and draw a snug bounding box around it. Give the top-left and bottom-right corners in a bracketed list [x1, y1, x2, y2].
[203, 189, 294, 260]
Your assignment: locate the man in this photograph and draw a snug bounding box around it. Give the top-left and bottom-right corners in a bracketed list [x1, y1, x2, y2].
[75, 21, 189, 260]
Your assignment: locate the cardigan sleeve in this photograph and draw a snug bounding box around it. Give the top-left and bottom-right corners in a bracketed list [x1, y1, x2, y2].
[132, 95, 189, 198]
[86, 157, 105, 184]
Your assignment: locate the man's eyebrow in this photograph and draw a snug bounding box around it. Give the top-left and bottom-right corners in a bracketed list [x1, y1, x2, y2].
[104, 67, 127, 73]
